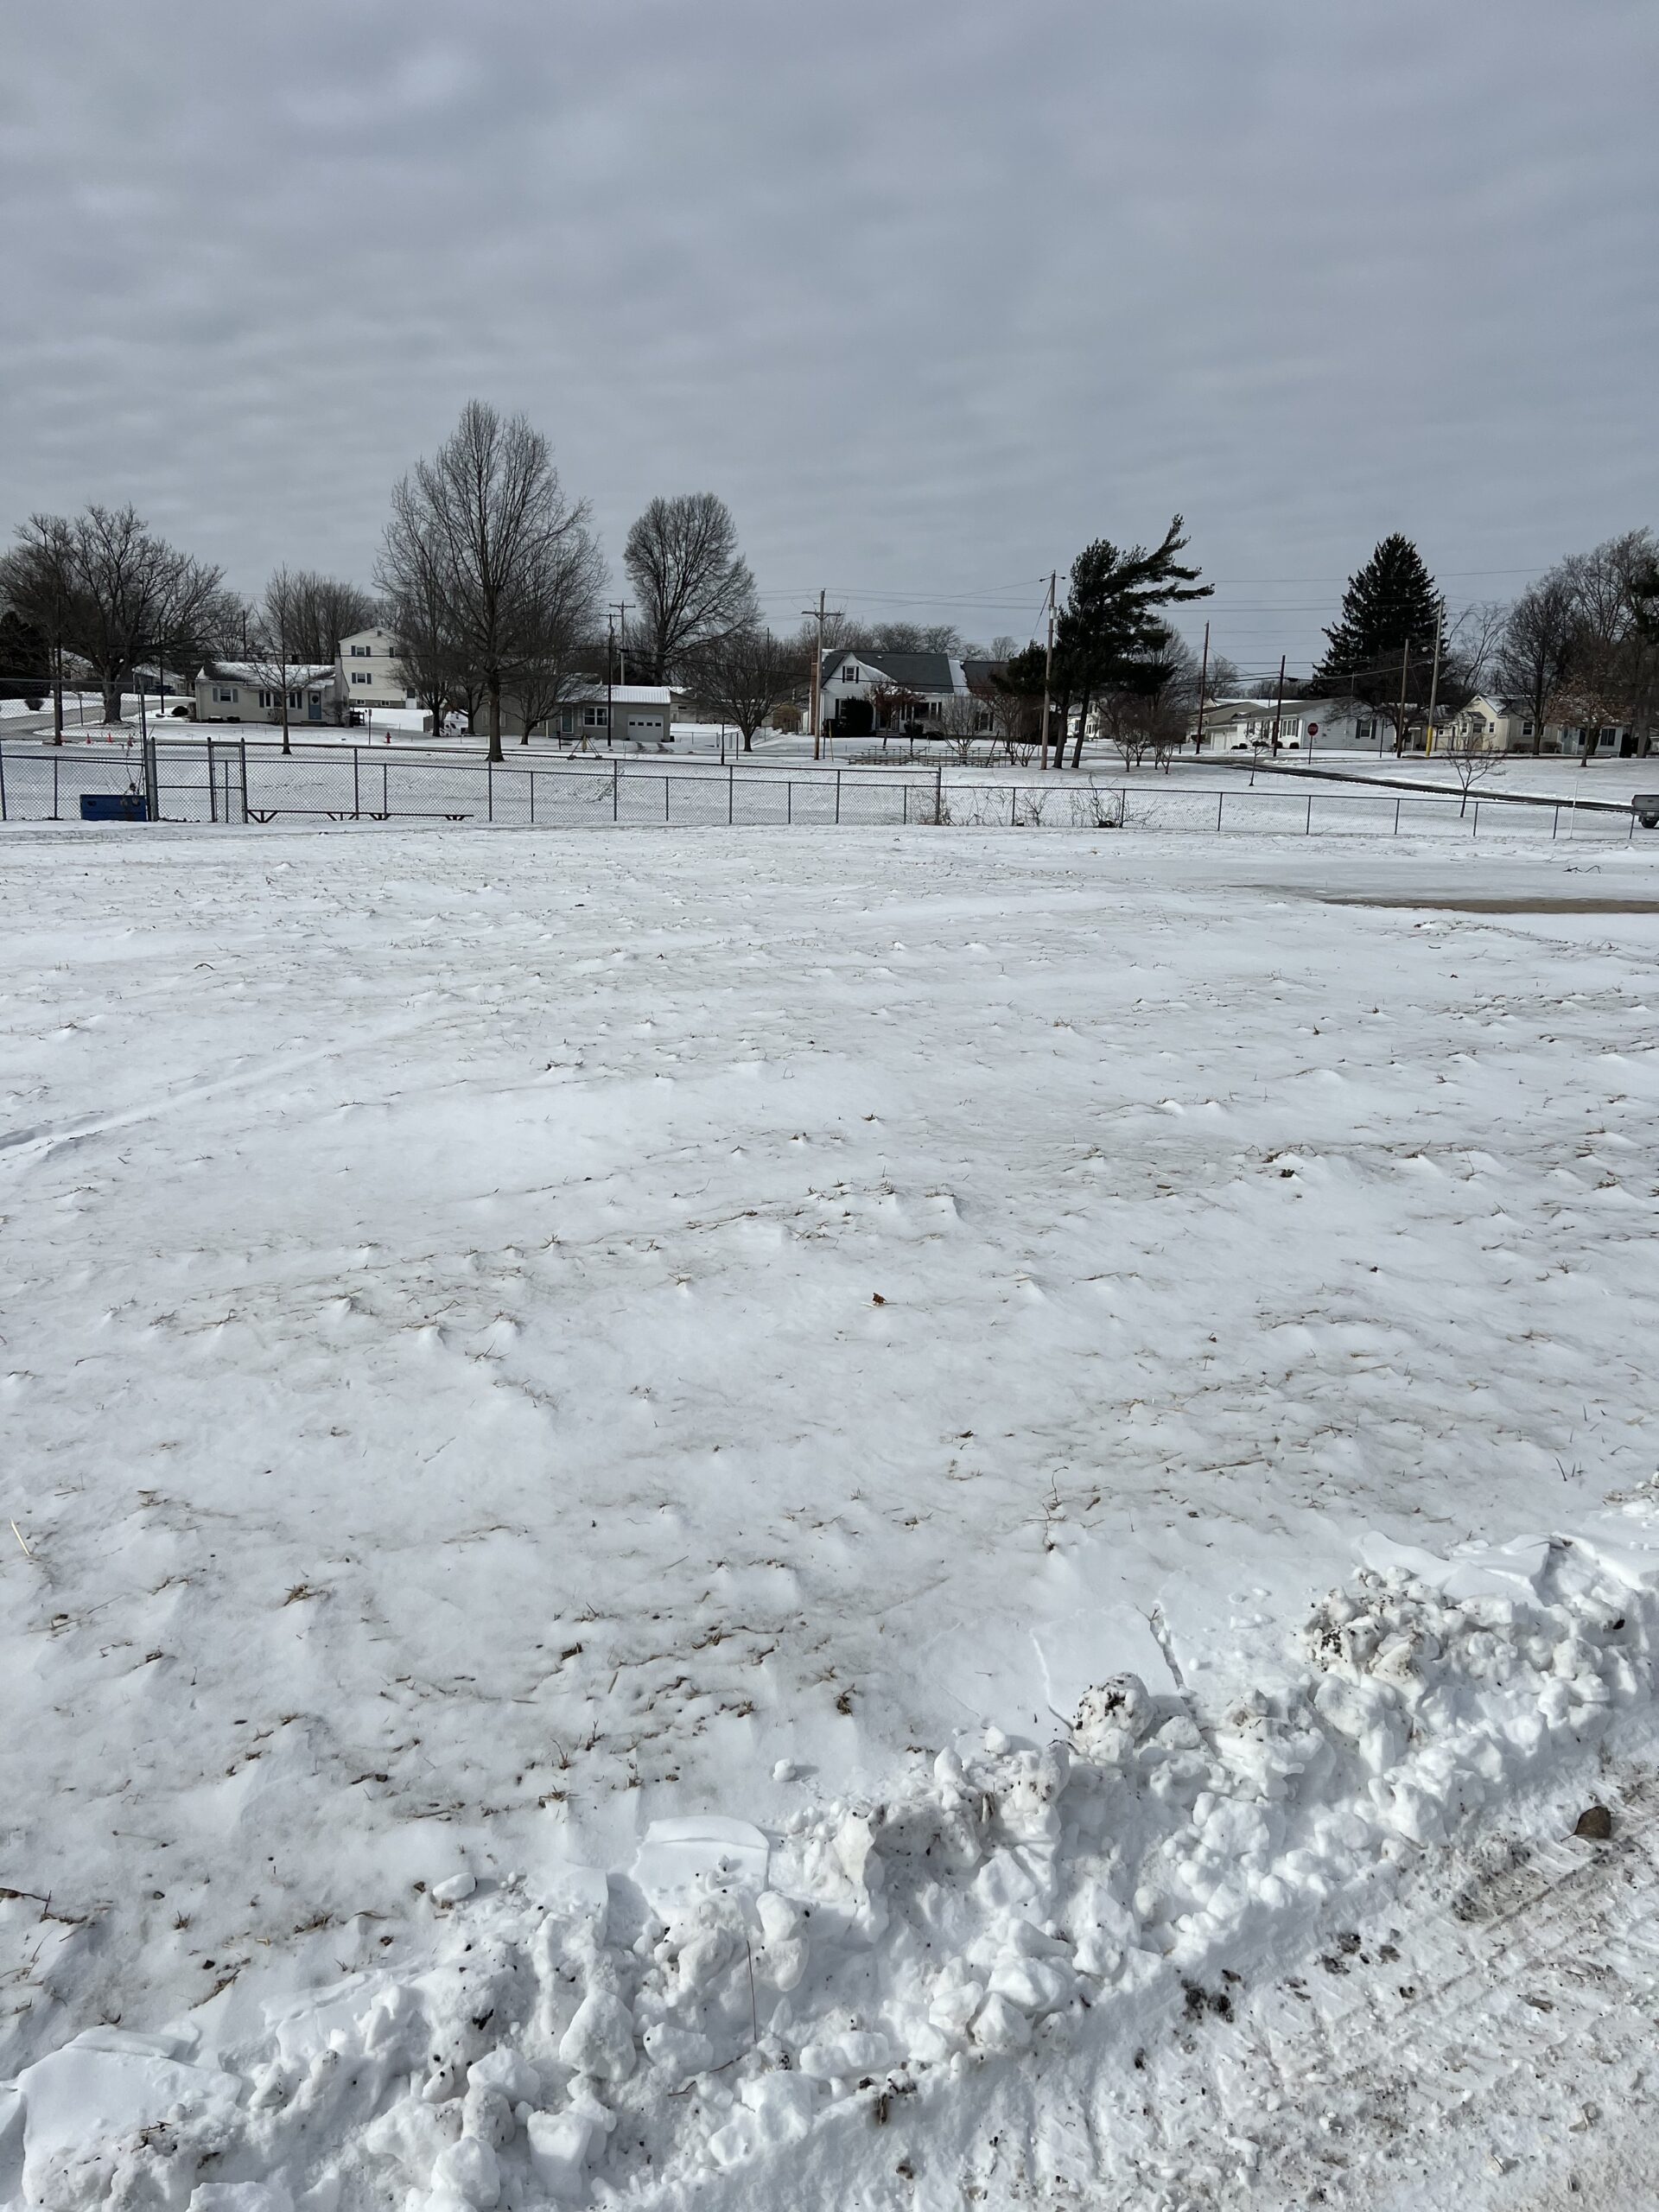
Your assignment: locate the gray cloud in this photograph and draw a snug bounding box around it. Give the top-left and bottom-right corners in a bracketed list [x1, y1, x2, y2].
[2, 0, 1654, 675]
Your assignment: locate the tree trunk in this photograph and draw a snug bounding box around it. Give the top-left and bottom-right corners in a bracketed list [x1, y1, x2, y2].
[1070, 688, 1091, 771]
[102, 673, 124, 724]
[487, 676, 504, 764]
[52, 642, 63, 745]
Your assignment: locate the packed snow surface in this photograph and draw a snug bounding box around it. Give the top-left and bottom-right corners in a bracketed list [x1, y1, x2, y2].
[3, 823, 1659, 2209]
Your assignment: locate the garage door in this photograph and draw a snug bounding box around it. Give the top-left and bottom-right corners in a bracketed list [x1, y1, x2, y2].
[626, 715, 664, 742]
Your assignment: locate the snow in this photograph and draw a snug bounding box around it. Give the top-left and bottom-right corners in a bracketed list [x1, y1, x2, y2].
[3, 823, 1659, 2207]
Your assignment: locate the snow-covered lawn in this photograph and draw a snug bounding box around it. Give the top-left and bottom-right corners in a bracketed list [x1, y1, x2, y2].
[3, 823, 1659, 2208]
[1265, 749, 1658, 805]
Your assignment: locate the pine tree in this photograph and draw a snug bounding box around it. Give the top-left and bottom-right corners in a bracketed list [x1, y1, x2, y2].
[1053, 518, 1212, 766]
[1310, 535, 1445, 749]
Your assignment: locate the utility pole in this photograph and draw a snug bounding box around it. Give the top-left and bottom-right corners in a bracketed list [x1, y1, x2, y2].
[606, 611, 615, 751]
[1423, 608, 1443, 757]
[610, 601, 632, 687]
[1269, 654, 1286, 753]
[1192, 618, 1210, 757]
[1395, 637, 1411, 756]
[800, 591, 843, 761]
[1039, 571, 1057, 772]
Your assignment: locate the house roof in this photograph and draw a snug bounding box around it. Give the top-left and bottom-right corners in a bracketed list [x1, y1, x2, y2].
[823, 650, 957, 692]
[200, 661, 335, 686]
[569, 683, 678, 706]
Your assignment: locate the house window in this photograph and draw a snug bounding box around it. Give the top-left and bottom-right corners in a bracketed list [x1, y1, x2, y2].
[350, 645, 372, 658]
[351, 671, 371, 684]
[213, 685, 238, 704]
[583, 705, 608, 727]
[845, 666, 860, 682]
[257, 689, 274, 709]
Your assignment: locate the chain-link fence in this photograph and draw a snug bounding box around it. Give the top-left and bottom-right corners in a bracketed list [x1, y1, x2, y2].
[0, 738, 1645, 844]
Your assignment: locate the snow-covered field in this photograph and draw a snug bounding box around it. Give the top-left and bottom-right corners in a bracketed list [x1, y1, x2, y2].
[4, 823, 1659, 2209]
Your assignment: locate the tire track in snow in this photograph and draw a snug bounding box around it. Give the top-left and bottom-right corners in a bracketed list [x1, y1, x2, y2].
[1060, 1770, 1659, 2209]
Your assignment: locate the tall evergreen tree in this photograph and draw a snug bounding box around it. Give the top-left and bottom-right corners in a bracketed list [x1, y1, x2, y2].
[1053, 517, 1211, 766]
[1310, 535, 1444, 748]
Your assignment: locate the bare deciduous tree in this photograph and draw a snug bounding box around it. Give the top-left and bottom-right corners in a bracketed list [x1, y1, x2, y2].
[4, 505, 233, 725]
[278, 573, 380, 666]
[1437, 731, 1504, 813]
[0, 515, 79, 741]
[509, 527, 607, 741]
[1497, 574, 1576, 756]
[935, 687, 990, 763]
[683, 627, 804, 751]
[379, 401, 597, 762]
[244, 568, 315, 754]
[624, 493, 757, 682]
[383, 519, 467, 737]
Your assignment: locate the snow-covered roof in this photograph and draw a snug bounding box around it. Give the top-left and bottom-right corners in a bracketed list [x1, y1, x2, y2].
[200, 661, 335, 686]
[571, 683, 677, 706]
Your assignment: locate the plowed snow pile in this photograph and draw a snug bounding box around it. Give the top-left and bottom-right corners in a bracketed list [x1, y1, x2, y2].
[3, 825, 1659, 2209]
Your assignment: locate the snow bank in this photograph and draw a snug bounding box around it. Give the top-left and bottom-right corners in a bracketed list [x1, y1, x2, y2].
[8, 1525, 1654, 2210]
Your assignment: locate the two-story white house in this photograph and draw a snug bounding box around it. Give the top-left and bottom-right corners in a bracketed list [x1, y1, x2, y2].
[335, 626, 410, 715]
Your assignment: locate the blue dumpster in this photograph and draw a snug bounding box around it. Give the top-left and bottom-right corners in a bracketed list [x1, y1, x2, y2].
[79, 793, 149, 822]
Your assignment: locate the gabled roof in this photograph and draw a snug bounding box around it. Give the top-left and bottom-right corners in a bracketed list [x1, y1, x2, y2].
[200, 660, 335, 686]
[823, 650, 957, 692]
[568, 683, 678, 706]
[962, 658, 1007, 689]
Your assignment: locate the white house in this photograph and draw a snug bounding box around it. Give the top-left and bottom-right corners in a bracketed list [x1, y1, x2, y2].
[1190, 696, 1379, 756]
[1427, 695, 1530, 753]
[335, 627, 409, 715]
[480, 683, 679, 744]
[819, 651, 1001, 737]
[550, 684, 677, 746]
[194, 661, 338, 725]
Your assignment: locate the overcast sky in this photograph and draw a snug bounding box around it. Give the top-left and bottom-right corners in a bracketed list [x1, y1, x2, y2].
[3, 0, 1654, 677]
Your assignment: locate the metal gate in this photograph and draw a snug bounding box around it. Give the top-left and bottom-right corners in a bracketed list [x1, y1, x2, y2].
[143, 736, 248, 823]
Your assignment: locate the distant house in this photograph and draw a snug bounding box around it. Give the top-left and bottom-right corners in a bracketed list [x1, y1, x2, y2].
[194, 661, 338, 725]
[1190, 696, 1377, 755]
[820, 651, 1002, 737]
[484, 683, 679, 744]
[335, 626, 409, 715]
[1552, 719, 1642, 760]
[1429, 695, 1530, 753]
